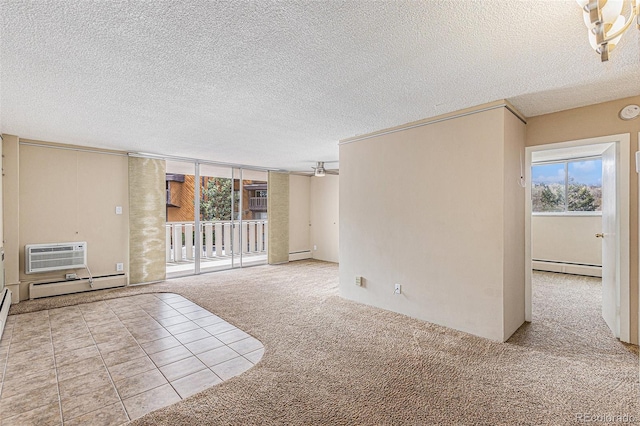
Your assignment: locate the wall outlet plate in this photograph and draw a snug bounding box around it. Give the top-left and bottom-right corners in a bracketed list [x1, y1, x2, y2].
[394, 283, 401, 294]
[115, 206, 123, 215]
[116, 263, 124, 272]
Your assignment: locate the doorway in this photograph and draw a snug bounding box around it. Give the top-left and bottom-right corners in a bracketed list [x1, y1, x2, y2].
[525, 133, 631, 342]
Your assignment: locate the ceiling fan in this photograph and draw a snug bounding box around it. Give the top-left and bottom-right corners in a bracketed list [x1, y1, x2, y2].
[312, 161, 339, 177]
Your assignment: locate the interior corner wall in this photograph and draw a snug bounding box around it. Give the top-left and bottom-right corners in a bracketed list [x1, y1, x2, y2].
[502, 109, 526, 341]
[128, 157, 166, 284]
[340, 107, 521, 342]
[289, 174, 311, 261]
[2, 135, 19, 303]
[310, 174, 339, 263]
[14, 143, 129, 301]
[0, 138, 3, 260]
[526, 95, 640, 344]
[268, 171, 290, 264]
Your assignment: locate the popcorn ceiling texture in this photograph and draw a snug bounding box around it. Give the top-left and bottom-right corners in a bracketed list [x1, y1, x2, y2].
[0, 1, 639, 171]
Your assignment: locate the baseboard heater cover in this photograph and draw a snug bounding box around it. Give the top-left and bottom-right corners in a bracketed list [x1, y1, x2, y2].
[0, 288, 11, 341]
[532, 259, 602, 278]
[29, 274, 127, 299]
[289, 250, 312, 261]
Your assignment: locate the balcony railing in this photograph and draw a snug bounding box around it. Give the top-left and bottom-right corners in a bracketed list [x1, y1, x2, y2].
[166, 220, 268, 263]
[249, 197, 267, 211]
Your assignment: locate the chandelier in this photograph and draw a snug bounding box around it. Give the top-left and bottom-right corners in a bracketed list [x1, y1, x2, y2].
[577, 0, 640, 61]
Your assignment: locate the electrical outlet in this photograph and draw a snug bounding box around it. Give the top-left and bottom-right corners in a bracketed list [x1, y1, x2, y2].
[116, 263, 124, 272]
[394, 283, 401, 295]
[65, 273, 77, 280]
[313, 245, 317, 251]
[355, 276, 362, 286]
[115, 206, 123, 215]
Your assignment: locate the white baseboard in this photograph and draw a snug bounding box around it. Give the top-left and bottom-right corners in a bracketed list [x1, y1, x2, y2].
[532, 260, 601, 277]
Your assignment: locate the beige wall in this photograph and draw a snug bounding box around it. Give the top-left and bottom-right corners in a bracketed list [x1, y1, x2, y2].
[16, 143, 129, 300]
[340, 104, 525, 342]
[526, 95, 640, 344]
[289, 174, 311, 260]
[0, 137, 3, 266]
[2, 135, 19, 302]
[502, 110, 526, 341]
[532, 215, 602, 266]
[310, 175, 339, 263]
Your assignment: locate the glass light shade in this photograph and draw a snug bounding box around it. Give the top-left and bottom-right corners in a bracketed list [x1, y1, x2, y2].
[588, 28, 599, 49]
[582, 0, 624, 27]
[606, 14, 627, 49]
[601, 0, 624, 24]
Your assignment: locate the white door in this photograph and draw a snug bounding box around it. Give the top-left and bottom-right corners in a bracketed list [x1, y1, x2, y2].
[601, 143, 619, 337]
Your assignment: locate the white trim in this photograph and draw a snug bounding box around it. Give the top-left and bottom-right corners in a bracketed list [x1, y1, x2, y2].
[19, 141, 127, 156]
[525, 133, 631, 342]
[128, 152, 285, 173]
[338, 103, 526, 145]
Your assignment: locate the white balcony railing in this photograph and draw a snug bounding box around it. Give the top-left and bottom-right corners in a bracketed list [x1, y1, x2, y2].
[166, 220, 268, 263]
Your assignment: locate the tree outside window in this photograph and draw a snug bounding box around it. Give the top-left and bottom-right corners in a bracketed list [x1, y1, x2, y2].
[531, 158, 602, 213]
[200, 178, 238, 221]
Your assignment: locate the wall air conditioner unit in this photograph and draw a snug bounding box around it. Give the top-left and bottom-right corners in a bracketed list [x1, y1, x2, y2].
[25, 242, 87, 274]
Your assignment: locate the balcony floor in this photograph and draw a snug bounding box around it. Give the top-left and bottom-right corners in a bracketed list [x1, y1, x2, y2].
[167, 253, 267, 278]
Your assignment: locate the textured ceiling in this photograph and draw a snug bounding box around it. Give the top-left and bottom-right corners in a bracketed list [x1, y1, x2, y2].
[1, 1, 639, 171]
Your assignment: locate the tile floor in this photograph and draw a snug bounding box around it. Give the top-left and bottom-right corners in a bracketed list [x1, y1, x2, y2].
[0, 293, 264, 425]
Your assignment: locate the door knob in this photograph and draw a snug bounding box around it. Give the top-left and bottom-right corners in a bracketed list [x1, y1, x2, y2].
[595, 233, 604, 238]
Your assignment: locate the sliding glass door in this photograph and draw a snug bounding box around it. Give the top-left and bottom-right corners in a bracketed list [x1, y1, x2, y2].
[165, 161, 268, 278]
[199, 164, 235, 273]
[238, 169, 268, 267]
[165, 160, 196, 277]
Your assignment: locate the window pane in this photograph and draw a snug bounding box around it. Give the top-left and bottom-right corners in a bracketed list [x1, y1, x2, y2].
[568, 159, 602, 212]
[531, 163, 565, 212]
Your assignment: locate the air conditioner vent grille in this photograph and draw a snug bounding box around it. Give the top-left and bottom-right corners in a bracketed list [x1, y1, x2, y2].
[25, 242, 87, 274]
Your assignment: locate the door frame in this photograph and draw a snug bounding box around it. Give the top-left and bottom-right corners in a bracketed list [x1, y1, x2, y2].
[524, 133, 631, 342]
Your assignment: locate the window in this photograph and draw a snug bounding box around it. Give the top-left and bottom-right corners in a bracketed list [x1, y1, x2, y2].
[531, 158, 602, 213]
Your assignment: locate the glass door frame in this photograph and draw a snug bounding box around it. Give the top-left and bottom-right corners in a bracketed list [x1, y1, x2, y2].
[163, 155, 271, 278]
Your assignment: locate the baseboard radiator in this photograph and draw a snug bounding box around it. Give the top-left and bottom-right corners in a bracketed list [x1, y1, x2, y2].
[29, 274, 127, 300]
[532, 259, 602, 278]
[289, 250, 312, 261]
[0, 288, 11, 341]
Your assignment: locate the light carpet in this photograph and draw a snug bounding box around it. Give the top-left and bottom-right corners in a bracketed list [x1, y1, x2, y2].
[9, 261, 639, 425]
